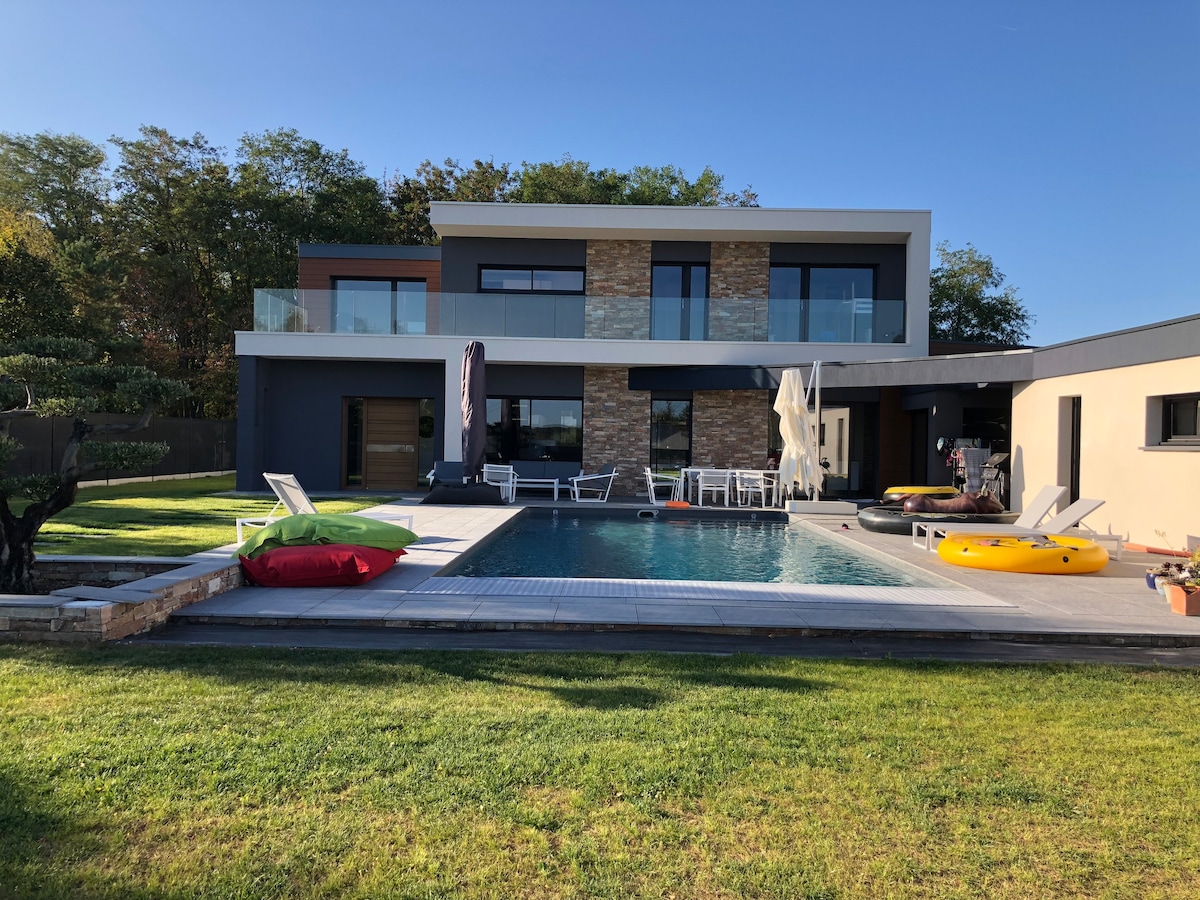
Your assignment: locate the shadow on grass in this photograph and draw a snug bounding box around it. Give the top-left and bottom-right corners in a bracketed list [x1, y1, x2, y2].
[19, 644, 832, 709]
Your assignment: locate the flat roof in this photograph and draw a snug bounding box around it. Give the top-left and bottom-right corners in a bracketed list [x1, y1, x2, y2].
[430, 201, 930, 243]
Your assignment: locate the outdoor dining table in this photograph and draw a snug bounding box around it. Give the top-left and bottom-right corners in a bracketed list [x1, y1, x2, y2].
[678, 468, 787, 507]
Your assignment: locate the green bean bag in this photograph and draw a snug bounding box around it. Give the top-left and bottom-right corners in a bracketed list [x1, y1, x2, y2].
[235, 513, 419, 560]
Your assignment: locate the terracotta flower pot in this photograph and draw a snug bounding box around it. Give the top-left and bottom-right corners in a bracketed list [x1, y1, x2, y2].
[1165, 582, 1200, 616]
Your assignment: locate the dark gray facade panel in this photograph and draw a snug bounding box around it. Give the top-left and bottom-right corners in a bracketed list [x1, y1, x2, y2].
[440, 237, 588, 292]
[769, 243, 907, 299]
[298, 243, 441, 260]
[235, 356, 268, 491]
[1030, 314, 1200, 380]
[651, 241, 711, 262]
[487, 364, 584, 397]
[630, 365, 777, 391]
[249, 359, 446, 492]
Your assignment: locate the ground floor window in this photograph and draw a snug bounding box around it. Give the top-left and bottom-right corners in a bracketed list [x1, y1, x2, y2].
[1163, 393, 1200, 444]
[651, 398, 691, 472]
[486, 397, 583, 462]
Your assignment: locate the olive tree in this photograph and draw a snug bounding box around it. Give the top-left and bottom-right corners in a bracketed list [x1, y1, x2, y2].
[0, 338, 188, 593]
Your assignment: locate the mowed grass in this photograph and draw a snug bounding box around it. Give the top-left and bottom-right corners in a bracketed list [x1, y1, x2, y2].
[22, 476, 396, 557]
[2, 645, 1198, 899]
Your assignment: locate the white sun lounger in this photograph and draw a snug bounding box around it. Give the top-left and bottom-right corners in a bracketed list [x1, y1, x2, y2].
[920, 496, 1123, 560]
[913, 485, 1065, 550]
[236, 472, 414, 541]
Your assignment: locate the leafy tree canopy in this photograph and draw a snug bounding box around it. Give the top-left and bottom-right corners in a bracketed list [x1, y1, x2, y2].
[387, 155, 758, 245]
[929, 241, 1034, 344]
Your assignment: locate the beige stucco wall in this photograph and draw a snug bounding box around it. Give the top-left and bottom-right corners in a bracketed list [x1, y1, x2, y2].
[1011, 356, 1200, 548]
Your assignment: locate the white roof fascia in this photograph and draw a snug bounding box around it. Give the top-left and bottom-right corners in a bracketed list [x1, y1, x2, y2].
[430, 201, 930, 244]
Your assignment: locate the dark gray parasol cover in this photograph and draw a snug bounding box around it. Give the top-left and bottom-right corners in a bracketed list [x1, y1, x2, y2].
[461, 341, 487, 482]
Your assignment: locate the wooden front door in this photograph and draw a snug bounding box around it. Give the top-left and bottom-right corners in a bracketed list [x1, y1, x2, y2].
[362, 398, 420, 490]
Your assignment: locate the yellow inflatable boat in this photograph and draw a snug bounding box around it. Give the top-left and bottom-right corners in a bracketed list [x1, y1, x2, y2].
[937, 533, 1109, 575]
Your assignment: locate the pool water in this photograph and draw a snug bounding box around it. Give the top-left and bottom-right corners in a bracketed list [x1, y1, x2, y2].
[444, 511, 929, 586]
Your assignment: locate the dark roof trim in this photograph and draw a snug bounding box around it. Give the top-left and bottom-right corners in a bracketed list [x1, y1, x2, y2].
[629, 366, 780, 392]
[298, 243, 441, 260]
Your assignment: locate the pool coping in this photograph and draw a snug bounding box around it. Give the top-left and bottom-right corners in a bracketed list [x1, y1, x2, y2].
[164, 498, 1200, 648]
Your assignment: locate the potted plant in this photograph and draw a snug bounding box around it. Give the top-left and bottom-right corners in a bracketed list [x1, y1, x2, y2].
[1165, 548, 1200, 616]
[1147, 560, 1183, 593]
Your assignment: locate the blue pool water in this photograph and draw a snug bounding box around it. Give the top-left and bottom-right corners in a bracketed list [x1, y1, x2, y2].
[443, 511, 929, 586]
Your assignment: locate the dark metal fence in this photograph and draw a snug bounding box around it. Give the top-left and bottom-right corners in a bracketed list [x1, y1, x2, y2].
[6, 415, 236, 482]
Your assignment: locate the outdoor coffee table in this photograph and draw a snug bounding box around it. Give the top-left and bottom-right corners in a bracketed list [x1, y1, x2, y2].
[513, 476, 560, 501]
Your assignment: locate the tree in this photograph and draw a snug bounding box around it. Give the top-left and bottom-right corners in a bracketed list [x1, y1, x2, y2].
[107, 126, 239, 417]
[386, 158, 513, 245]
[928, 241, 1033, 344]
[0, 132, 109, 244]
[0, 133, 120, 345]
[388, 156, 758, 244]
[0, 338, 188, 592]
[0, 208, 78, 340]
[234, 128, 393, 289]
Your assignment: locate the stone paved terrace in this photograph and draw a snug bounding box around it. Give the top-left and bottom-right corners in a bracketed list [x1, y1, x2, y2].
[160, 497, 1200, 647]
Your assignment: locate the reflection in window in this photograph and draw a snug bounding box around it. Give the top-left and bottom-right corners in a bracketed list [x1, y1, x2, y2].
[651, 398, 691, 472]
[768, 266, 889, 343]
[651, 264, 708, 340]
[486, 396, 583, 462]
[479, 268, 584, 293]
[333, 279, 426, 334]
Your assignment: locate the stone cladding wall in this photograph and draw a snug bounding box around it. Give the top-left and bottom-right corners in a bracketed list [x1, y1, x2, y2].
[585, 241, 652, 339]
[707, 242, 770, 342]
[691, 390, 771, 470]
[1, 558, 243, 642]
[582, 366, 649, 497]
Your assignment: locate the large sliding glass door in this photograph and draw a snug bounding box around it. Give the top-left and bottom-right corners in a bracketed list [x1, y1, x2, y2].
[651, 264, 708, 340]
[332, 278, 427, 334]
[768, 266, 877, 342]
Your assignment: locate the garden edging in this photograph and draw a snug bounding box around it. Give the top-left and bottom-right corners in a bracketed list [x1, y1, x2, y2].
[0, 553, 243, 642]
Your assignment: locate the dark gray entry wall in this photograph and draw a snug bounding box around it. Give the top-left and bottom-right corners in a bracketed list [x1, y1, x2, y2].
[236, 358, 445, 492]
[236, 358, 587, 492]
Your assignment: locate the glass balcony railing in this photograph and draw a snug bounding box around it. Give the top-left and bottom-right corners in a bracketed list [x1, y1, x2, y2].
[253, 289, 907, 344]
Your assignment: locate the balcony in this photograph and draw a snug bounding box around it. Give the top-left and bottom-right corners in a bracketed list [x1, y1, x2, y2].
[253, 289, 907, 344]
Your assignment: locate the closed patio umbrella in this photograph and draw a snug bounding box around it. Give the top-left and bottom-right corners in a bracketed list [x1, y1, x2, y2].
[461, 340, 487, 483]
[773, 363, 822, 500]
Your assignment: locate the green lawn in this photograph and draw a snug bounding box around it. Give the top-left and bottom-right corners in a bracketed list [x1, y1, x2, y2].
[1, 645, 1197, 898]
[25, 476, 397, 557]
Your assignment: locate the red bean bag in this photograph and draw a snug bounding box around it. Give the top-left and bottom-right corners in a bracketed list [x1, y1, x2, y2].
[239, 543, 405, 588]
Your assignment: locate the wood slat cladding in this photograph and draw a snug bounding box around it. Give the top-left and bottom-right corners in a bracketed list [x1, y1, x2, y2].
[299, 258, 441, 291]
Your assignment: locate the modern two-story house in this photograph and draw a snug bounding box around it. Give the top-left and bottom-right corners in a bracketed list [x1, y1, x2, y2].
[238, 201, 943, 498]
[234, 200, 1198, 548]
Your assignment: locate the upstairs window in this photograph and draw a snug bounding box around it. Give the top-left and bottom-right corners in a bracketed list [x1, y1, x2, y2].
[651, 264, 708, 340]
[479, 267, 584, 293]
[769, 266, 876, 342]
[332, 278, 426, 334]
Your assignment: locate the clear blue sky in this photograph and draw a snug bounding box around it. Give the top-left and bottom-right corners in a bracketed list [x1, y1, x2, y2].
[3, 0, 1197, 346]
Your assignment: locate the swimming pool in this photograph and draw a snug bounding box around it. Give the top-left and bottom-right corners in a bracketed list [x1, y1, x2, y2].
[442, 510, 931, 587]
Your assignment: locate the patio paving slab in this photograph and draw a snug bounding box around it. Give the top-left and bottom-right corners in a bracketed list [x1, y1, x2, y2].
[168, 500, 1200, 649]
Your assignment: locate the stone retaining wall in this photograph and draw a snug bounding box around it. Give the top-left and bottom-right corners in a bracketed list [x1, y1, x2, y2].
[0, 555, 243, 643]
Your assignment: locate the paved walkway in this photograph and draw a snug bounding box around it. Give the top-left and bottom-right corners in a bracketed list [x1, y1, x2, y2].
[164, 497, 1200, 657]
